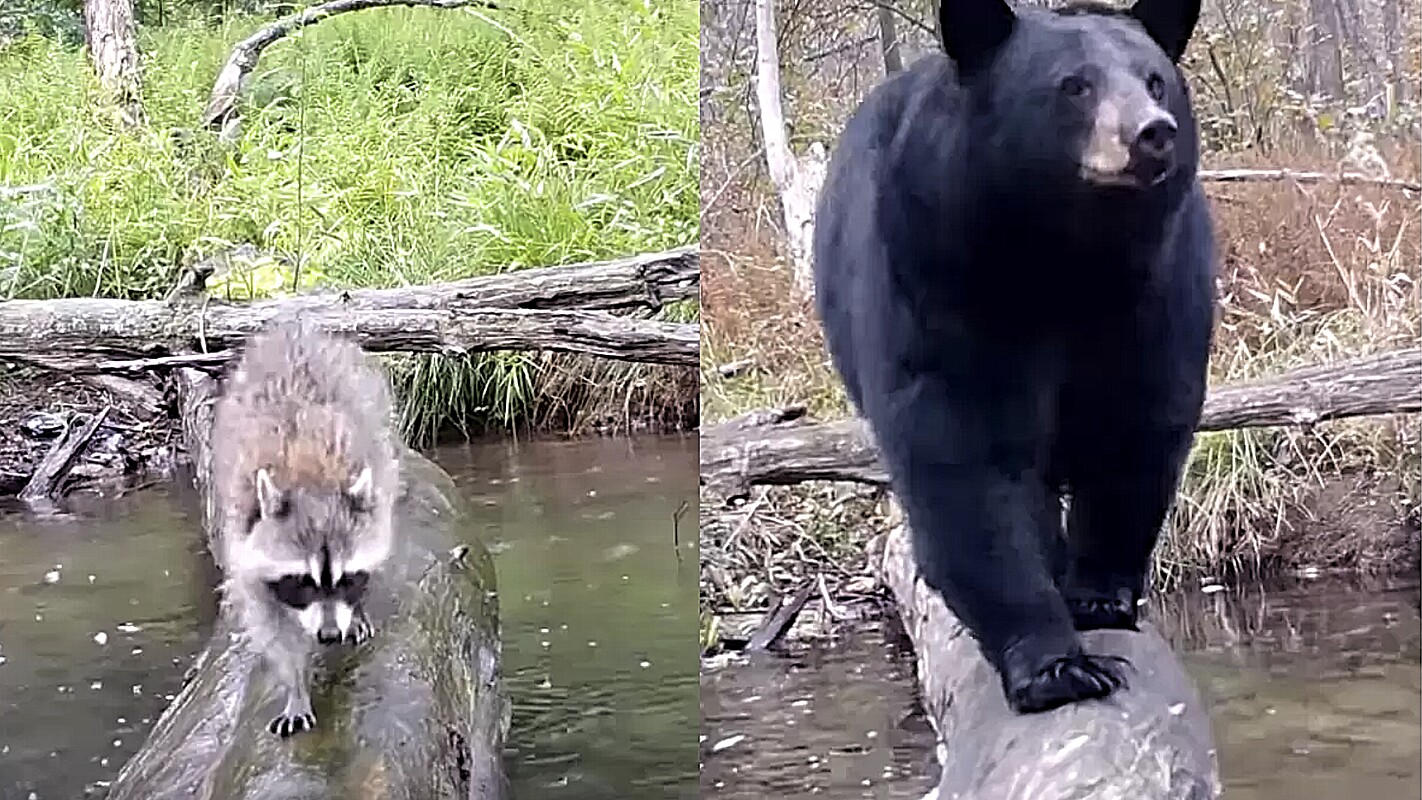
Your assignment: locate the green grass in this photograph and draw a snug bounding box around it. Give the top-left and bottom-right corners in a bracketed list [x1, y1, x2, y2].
[0, 0, 699, 440]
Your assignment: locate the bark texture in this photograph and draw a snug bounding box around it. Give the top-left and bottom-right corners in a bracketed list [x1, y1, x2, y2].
[83, 0, 146, 126]
[877, 524, 1219, 800]
[0, 247, 700, 369]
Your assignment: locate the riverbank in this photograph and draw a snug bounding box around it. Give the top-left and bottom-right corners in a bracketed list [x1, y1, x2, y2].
[0, 0, 699, 443]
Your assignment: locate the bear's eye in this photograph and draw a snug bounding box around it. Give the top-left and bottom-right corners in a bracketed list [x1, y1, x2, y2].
[1146, 73, 1166, 101]
[1059, 75, 1091, 98]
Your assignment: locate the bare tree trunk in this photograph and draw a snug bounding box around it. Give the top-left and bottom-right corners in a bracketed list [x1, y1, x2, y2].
[1305, 0, 1345, 98]
[1380, 0, 1401, 106]
[83, 0, 146, 127]
[878, 3, 903, 74]
[753, 0, 826, 302]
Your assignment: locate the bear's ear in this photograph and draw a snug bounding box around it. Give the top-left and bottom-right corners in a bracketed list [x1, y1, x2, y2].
[1129, 0, 1202, 63]
[937, 0, 1016, 78]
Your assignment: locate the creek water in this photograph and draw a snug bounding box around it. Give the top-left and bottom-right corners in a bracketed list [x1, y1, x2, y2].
[700, 576, 1421, 800]
[0, 433, 699, 800]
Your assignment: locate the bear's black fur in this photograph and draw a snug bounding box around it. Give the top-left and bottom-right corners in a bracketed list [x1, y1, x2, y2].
[812, 0, 1216, 714]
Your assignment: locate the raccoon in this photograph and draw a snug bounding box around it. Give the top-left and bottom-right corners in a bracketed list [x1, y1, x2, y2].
[210, 318, 400, 738]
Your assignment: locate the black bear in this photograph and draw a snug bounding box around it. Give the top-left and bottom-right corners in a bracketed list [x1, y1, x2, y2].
[812, 0, 1216, 714]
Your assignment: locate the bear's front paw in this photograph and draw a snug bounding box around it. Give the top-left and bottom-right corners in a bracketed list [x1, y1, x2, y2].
[1065, 589, 1139, 632]
[998, 638, 1131, 714]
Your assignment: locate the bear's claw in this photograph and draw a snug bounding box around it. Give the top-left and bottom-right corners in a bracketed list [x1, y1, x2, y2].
[999, 638, 1132, 714]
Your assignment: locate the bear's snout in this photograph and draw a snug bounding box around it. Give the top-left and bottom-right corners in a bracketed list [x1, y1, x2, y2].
[1127, 114, 1178, 183]
[1080, 95, 1180, 188]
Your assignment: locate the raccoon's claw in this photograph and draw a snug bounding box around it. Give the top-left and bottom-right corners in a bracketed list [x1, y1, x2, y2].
[347, 614, 374, 646]
[268, 710, 316, 738]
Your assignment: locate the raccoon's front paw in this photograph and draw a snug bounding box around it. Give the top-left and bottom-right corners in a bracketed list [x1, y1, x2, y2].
[347, 611, 374, 646]
[267, 710, 316, 738]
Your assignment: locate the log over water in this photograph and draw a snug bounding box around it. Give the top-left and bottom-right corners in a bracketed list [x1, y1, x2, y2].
[106, 370, 507, 800]
[877, 523, 1218, 800]
[700, 348, 1421, 799]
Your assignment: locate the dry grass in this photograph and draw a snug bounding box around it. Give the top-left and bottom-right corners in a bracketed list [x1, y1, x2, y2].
[698, 140, 1422, 632]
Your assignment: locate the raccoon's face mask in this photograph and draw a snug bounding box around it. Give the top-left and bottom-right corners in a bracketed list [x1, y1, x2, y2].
[246, 465, 384, 644]
[266, 565, 370, 644]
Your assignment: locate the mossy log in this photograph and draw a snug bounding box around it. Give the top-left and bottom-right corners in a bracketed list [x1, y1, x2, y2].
[700, 349, 1422, 798]
[106, 369, 508, 800]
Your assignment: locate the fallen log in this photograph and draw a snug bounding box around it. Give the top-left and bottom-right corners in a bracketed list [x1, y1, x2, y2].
[106, 368, 508, 800]
[700, 347, 1422, 498]
[0, 247, 700, 370]
[875, 524, 1219, 800]
[700, 348, 1422, 799]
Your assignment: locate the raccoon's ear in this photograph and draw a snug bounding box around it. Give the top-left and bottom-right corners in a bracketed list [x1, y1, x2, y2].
[255, 468, 289, 520]
[346, 465, 375, 512]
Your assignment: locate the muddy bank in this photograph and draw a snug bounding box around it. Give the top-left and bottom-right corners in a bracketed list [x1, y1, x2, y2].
[0, 364, 174, 500]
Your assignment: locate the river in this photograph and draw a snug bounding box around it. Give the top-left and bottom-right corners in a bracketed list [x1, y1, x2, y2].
[700, 576, 1421, 799]
[0, 434, 699, 800]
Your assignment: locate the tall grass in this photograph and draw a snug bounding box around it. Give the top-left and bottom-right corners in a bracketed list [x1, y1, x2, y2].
[0, 0, 699, 441]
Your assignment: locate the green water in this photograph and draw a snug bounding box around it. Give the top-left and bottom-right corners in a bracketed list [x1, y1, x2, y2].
[700, 577, 1421, 799]
[0, 434, 698, 799]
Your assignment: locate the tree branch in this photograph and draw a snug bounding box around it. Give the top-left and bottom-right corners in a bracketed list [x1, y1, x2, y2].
[202, 0, 496, 135]
[1199, 168, 1421, 191]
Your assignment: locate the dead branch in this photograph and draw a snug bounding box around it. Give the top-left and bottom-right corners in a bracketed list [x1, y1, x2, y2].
[0, 248, 700, 370]
[745, 581, 816, 652]
[19, 407, 111, 502]
[202, 0, 495, 136]
[700, 348, 1422, 498]
[753, 0, 824, 299]
[1198, 168, 1421, 192]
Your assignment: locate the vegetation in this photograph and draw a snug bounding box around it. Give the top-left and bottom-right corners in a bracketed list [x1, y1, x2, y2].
[699, 0, 1420, 635]
[0, 0, 699, 442]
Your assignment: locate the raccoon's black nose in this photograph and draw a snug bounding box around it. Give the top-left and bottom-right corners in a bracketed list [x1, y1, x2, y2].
[316, 626, 343, 645]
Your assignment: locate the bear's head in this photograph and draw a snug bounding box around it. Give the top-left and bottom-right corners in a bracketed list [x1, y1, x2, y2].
[938, 0, 1202, 196]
